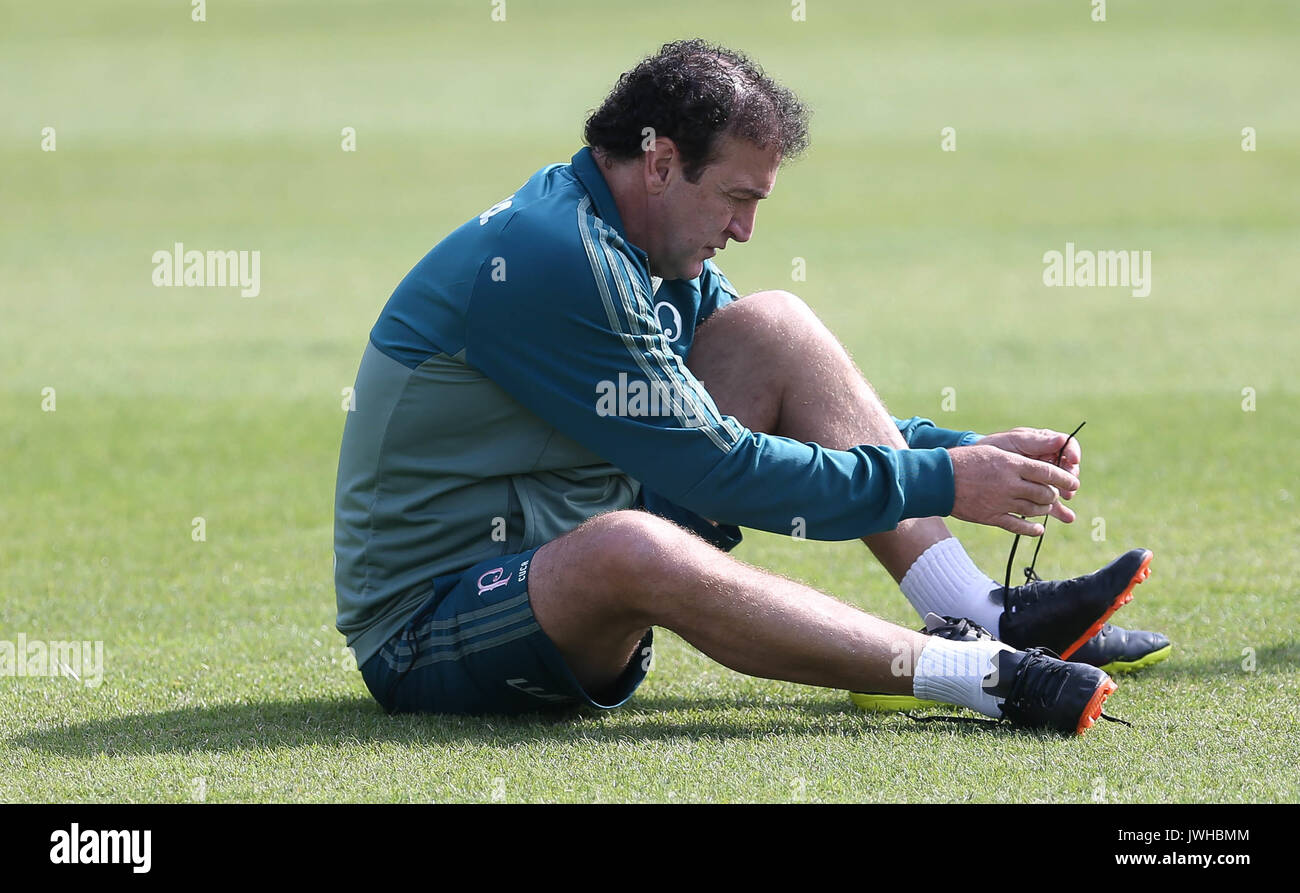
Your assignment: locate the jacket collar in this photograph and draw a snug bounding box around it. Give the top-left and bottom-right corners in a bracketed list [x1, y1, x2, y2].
[571, 147, 639, 253]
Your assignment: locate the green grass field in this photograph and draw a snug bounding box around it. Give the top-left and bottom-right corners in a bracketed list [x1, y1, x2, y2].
[2, 0, 1297, 803]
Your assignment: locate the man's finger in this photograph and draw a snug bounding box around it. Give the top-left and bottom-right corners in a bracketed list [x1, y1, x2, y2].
[1011, 499, 1055, 517]
[1029, 428, 1068, 450]
[1059, 439, 1082, 469]
[1013, 480, 1060, 507]
[1021, 460, 1079, 494]
[1048, 501, 1076, 524]
[998, 514, 1044, 537]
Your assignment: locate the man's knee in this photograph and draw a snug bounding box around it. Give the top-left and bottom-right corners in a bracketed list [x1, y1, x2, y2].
[739, 288, 814, 316]
[532, 509, 712, 633]
[690, 289, 823, 432]
[573, 509, 704, 585]
[693, 289, 828, 378]
[704, 289, 819, 341]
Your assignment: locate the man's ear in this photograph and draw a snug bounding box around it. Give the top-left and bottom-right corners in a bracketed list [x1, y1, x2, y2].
[642, 136, 678, 196]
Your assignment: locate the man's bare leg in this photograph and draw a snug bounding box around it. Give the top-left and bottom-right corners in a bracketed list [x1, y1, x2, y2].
[527, 510, 930, 697]
[523, 496, 1113, 737]
[687, 289, 959, 582]
[521, 292, 1114, 713]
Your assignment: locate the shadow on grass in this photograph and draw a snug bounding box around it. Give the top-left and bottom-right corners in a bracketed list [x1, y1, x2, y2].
[13, 641, 1290, 757]
[7, 690, 1030, 757]
[1142, 639, 1299, 680]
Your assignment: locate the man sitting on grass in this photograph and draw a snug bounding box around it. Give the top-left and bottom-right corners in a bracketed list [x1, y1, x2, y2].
[334, 39, 1169, 735]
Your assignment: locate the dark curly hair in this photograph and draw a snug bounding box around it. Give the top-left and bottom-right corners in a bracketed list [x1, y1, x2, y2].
[584, 39, 810, 183]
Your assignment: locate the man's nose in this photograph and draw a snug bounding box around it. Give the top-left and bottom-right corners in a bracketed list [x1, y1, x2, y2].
[726, 206, 757, 243]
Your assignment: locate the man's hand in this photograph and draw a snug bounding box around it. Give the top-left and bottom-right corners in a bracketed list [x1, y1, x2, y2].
[975, 428, 1082, 492]
[947, 444, 1079, 536]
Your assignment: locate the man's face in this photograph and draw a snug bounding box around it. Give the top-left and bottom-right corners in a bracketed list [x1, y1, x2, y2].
[646, 134, 780, 280]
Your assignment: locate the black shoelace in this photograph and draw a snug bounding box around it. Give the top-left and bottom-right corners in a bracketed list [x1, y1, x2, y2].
[908, 707, 1131, 730]
[907, 647, 1132, 730]
[905, 423, 1133, 730]
[925, 616, 994, 640]
[1004, 648, 1129, 727]
[1001, 421, 1086, 596]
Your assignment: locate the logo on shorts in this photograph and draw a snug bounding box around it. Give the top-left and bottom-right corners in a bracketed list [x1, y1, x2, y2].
[476, 567, 510, 595]
[506, 677, 568, 702]
[516, 559, 529, 583]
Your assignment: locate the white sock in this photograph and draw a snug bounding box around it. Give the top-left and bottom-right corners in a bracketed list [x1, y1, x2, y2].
[912, 635, 1014, 718]
[899, 538, 1002, 636]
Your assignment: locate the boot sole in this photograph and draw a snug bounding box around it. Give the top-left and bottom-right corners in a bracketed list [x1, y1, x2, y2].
[848, 692, 940, 712]
[1076, 677, 1118, 735]
[1097, 643, 1172, 674]
[1059, 550, 1153, 660]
